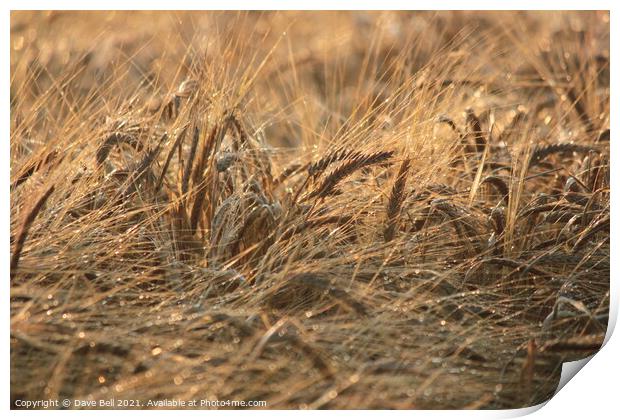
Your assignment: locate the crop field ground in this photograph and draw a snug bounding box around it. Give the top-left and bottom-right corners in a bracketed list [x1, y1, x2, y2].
[10, 11, 609, 409]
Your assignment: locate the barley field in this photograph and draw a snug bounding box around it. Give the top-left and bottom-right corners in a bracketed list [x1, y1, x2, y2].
[10, 11, 610, 409]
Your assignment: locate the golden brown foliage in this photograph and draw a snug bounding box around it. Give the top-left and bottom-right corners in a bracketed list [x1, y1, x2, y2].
[10, 11, 609, 409]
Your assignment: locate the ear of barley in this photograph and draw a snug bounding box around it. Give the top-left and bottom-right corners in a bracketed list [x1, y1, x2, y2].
[466, 108, 486, 154]
[11, 184, 55, 275]
[384, 158, 411, 242]
[306, 150, 394, 200]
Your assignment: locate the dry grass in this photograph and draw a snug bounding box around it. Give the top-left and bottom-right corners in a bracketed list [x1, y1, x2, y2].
[10, 11, 609, 409]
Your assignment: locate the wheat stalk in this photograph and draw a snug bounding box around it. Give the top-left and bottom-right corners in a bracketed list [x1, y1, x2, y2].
[384, 158, 411, 242]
